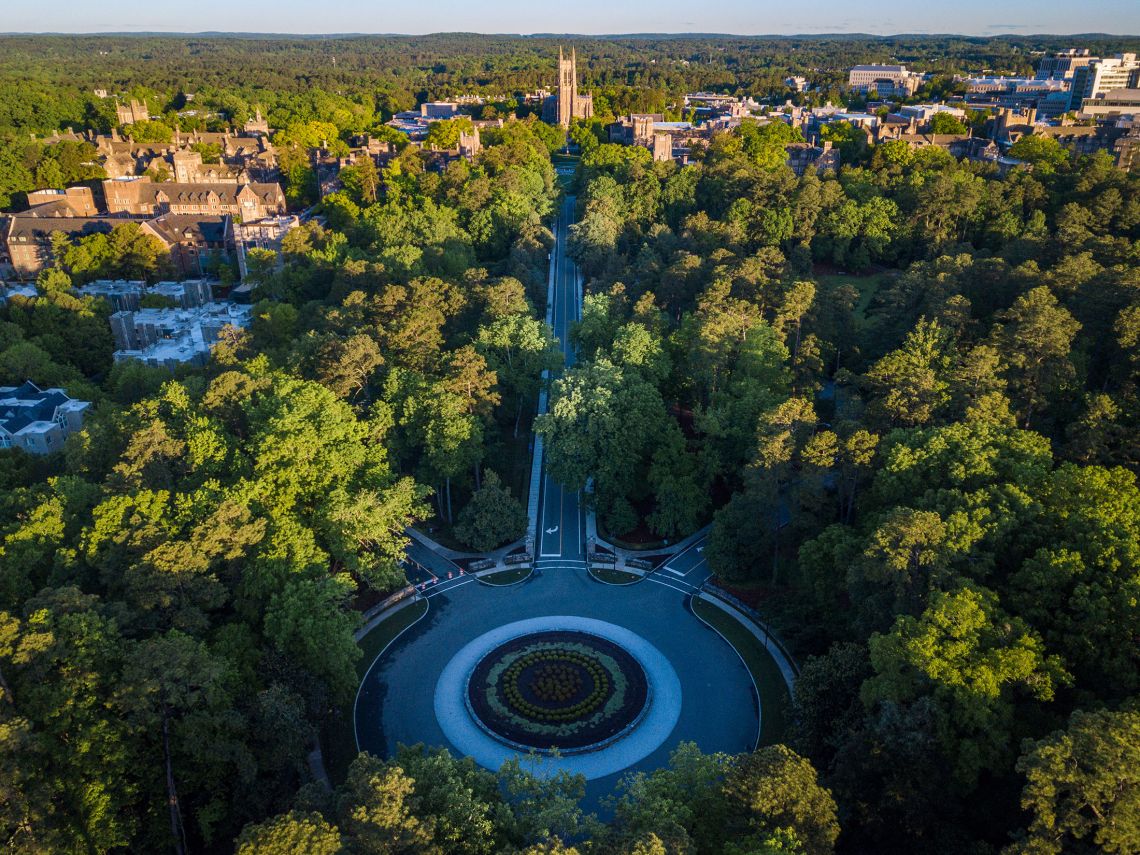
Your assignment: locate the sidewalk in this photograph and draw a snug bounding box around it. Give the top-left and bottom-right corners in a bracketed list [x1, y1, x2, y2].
[593, 523, 712, 561]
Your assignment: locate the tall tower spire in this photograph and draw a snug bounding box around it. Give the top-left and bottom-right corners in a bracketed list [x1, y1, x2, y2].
[553, 45, 592, 129]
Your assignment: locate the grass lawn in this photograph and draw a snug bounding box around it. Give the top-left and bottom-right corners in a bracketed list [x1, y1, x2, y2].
[589, 566, 642, 585]
[479, 566, 533, 586]
[356, 599, 429, 678]
[691, 598, 791, 748]
[816, 272, 888, 333]
[323, 599, 430, 784]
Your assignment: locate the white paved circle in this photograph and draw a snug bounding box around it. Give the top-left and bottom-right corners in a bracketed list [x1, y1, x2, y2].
[434, 615, 682, 780]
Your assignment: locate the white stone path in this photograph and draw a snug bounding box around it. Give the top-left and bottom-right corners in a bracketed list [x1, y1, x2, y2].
[433, 615, 682, 780]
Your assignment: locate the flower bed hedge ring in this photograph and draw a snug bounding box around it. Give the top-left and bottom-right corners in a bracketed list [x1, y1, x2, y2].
[465, 630, 649, 751]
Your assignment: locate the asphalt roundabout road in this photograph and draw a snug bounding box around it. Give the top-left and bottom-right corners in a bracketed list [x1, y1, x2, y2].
[354, 568, 762, 809]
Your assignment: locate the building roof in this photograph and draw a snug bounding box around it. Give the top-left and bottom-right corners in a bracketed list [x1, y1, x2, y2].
[105, 178, 284, 208]
[18, 200, 80, 218]
[896, 133, 973, 146]
[143, 213, 230, 245]
[6, 215, 120, 243]
[0, 381, 88, 437]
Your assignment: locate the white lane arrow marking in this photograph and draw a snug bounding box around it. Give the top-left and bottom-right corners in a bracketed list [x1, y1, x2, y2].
[545, 526, 559, 535]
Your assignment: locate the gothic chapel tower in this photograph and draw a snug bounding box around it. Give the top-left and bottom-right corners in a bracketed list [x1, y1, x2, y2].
[557, 47, 578, 127]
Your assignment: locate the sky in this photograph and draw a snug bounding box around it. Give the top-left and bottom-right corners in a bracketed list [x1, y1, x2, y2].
[4, 0, 1139, 36]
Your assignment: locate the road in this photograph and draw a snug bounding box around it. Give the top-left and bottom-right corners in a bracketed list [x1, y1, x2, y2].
[355, 563, 759, 811]
[536, 196, 586, 564]
[353, 193, 767, 814]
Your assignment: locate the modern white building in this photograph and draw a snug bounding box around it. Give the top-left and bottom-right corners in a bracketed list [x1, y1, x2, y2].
[110, 302, 252, 368]
[0, 381, 90, 454]
[847, 65, 923, 97]
[1070, 54, 1140, 110]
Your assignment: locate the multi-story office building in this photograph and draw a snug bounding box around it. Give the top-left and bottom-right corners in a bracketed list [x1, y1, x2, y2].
[1070, 54, 1140, 110]
[1036, 49, 1097, 81]
[847, 65, 923, 97]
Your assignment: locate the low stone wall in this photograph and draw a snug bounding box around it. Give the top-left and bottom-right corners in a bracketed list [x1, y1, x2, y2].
[354, 587, 423, 642]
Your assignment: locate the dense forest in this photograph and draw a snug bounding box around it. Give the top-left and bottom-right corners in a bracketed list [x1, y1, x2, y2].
[2, 31, 1140, 855]
[2, 32, 1139, 136]
[544, 119, 1140, 852]
[0, 119, 568, 852]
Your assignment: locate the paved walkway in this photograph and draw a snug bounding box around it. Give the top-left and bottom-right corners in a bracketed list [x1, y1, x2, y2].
[433, 615, 681, 781]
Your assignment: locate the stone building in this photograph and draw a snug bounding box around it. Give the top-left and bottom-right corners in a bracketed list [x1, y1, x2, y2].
[544, 47, 594, 127]
[102, 177, 286, 219]
[4, 215, 120, 278]
[243, 108, 270, 136]
[2, 208, 232, 279]
[24, 187, 99, 217]
[141, 214, 233, 277]
[94, 129, 277, 183]
[171, 150, 244, 183]
[607, 114, 677, 161]
[784, 141, 840, 175]
[115, 99, 150, 126]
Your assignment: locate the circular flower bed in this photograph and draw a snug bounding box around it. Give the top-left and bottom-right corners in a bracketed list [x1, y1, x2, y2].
[465, 630, 649, 752]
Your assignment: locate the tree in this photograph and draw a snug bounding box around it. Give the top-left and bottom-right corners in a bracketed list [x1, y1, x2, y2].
[790, 643, 872, 769]
[647, 421, 708, 539]
[236, 812, 345, 855]
[863, 584, 1069, 784]
[737, 119, 805, 171]
[476, 314, 562, 435]
[1009, 708, 1140, 855]
[312, 333, 384, 401]
[717, 746, 840, 855]
[993, 287, 1081, 427]
[499, 756, 595, 846]
[426, 117, 475, 150]
[862, 318, 953, 428]
[611, 742, 731, 852]
[1006, 464, 1140, 697]
[336, 754, 439, 854]
[536, 358, 667, 533]
[339, 157, 380, 204]
[0, 588, 138, 852]
[454, 471, 528, 551]
[117, 631, 232, 854]
[264, 575, 361, 702]
[1008, 136, 1070, 174]
[393, 745, 510, 855]
[928, 112, 968, 135]
[854, 507, 949, 616]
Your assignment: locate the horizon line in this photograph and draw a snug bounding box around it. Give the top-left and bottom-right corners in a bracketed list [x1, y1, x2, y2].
[1, 30, 1139, 39]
